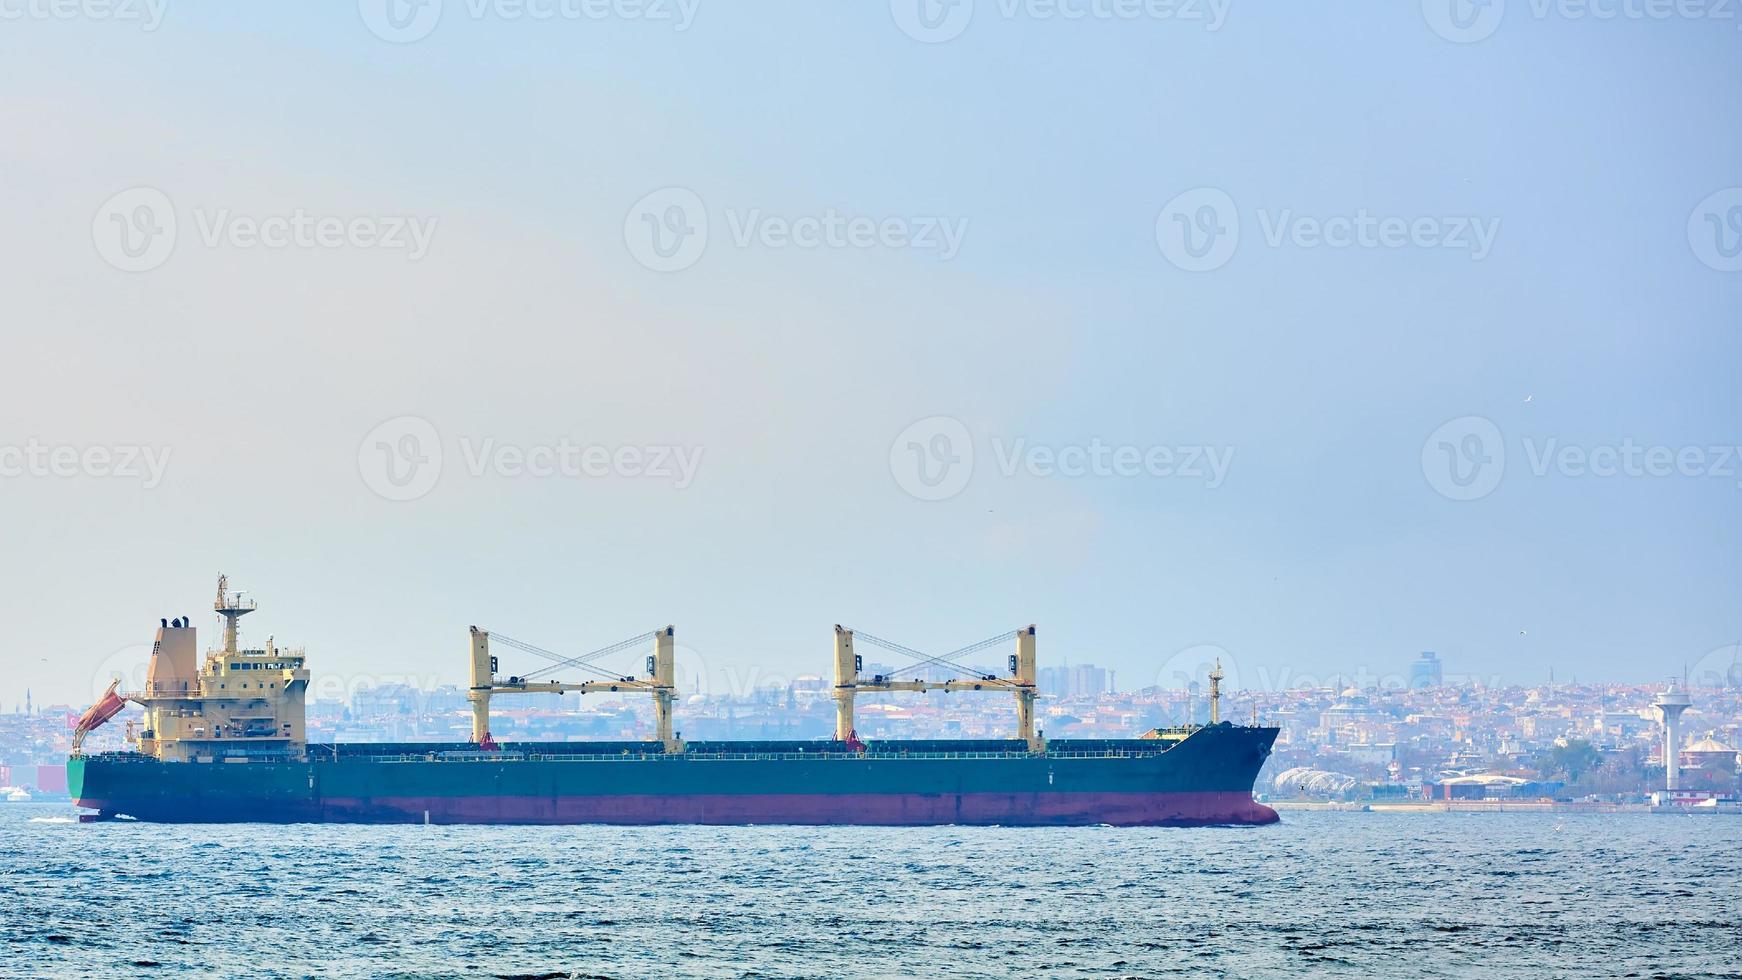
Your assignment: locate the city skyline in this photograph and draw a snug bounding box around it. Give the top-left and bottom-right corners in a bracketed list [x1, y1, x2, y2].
[12, 667, 1736, 801]
[12, 610, 1741, 710]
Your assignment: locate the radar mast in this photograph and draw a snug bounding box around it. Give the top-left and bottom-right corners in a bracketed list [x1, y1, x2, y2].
[214, 573, 257, 654]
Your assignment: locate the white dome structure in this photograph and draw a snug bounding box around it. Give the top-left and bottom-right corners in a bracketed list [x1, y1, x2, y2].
[1274, 766, 1358, 794]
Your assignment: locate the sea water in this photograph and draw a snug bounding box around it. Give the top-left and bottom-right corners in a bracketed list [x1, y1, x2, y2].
[2, 802, 1738, 978]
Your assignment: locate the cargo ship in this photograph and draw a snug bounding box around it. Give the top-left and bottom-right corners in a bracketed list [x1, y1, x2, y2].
[68, 578, 1279, 827]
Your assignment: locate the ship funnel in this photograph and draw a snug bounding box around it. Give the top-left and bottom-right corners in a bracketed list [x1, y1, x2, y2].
[145, 618, 198, 697]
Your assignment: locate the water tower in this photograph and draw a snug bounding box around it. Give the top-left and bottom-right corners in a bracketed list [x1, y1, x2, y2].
[1653, 680, 1692, 791]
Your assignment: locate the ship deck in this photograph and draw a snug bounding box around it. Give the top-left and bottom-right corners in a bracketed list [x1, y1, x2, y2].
[300, 736, 1191, 764]
[78, 736, 1199, 765]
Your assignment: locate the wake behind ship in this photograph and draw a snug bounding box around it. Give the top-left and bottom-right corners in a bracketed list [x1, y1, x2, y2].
[69, 577, 1279, 827]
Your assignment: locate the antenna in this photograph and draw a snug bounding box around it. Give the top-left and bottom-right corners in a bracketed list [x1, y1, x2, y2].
[214, 573, 258, 655]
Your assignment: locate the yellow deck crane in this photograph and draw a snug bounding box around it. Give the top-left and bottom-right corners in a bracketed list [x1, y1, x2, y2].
[467, 625, 680, 752]
[831, 624, 1041, 752]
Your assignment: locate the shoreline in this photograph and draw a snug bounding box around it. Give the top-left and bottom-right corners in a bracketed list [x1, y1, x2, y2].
[1270, 800, 1740, 815]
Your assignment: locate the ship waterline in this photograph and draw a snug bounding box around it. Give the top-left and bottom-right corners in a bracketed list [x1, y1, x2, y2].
[70, 789, 1278, 827]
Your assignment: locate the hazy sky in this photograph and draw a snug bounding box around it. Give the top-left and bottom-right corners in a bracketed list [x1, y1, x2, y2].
[3, 2, 1739, 709]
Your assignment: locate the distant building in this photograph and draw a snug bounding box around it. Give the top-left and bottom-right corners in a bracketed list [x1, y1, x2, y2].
[1071, 664, 1114, 697]
[1409, 652, 1443, 689]
[1273, 766, 1358, 798]
[1422, 773, 1560, 800]
[351, 683, 423, 718]
[1038, 665, 1114, 697]
[425, 686, 468, 715]
[35, 765, 68, 795]
[1682, 732, 1739, 776]
[1337, 742, 1398, 766]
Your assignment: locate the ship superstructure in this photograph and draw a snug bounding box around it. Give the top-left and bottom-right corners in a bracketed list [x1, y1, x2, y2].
[69, 577, 1279, 827]
[77, 576, 311, 761]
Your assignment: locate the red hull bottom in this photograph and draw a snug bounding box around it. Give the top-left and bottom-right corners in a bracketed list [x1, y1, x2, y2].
[78, 791, 1280, 827]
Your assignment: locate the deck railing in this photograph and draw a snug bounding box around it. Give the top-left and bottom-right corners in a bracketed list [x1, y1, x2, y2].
[331, 748, 1165, 764]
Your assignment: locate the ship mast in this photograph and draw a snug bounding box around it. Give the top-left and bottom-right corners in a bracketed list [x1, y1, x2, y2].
[215, 573, 257, 654]
[1208, 660, 1223, 725]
